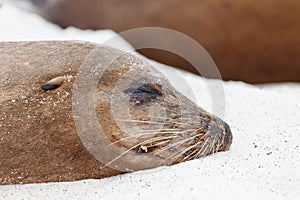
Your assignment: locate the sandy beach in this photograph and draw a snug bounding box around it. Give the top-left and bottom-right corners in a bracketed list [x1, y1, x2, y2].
[0, 2, 299, 200]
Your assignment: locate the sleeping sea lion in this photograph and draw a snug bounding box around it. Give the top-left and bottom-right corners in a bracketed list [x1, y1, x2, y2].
[0, 41, 232, 184]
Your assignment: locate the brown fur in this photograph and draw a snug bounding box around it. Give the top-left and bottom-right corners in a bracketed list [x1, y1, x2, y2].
[0, 41, 232, 185]
[33, 0, 300, 83]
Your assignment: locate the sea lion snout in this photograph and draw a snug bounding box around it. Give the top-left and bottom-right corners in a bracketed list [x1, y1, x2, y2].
[202, 116, 233, 153]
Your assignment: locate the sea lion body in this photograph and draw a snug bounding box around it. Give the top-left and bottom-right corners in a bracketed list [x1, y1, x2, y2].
[33, 0, 300, 83]
[0, 41, 232, 184]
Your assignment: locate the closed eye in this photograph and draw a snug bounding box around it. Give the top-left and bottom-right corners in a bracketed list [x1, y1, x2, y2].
[127, 83, 162, 96]
[126, 83, 163, 104]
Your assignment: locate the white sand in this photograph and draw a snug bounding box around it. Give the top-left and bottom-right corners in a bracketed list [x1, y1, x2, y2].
[0, 3, 299, 200]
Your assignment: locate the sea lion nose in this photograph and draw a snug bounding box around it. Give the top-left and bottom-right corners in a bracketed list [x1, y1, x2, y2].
[222, 122, 233, 151]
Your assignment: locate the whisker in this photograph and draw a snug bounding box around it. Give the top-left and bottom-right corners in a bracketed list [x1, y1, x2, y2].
[219, 131, 225, 150]
[162, 131, 209, 163]
[182, 147, 200, 161]
[178, 143, 198, 159]
[107, 135, 178, 147]
[116, 118, 198, 127]
[116, 119, 168, 125]
[145, 139, 171, 148]
[105, 127, 199, 149]
[215, 137, 220, 153]
[194, 136, 210, 158]
[154, 131, 205, 158]
[141, 128, 180, 132]
[103, 135, 177, 168]
[201, 140, 211, 157]
[210, 135, 217, 154]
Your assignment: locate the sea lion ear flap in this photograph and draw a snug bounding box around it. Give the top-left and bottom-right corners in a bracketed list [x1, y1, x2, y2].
[42, 76, 66, 91]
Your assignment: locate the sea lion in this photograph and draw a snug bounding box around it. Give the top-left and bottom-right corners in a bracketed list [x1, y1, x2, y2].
[0, 41, 232, 185]
[32, 0, 300, 83]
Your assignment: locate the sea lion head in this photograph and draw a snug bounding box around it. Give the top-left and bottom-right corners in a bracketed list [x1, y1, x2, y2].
[1, 41, 232, 184]
[68, 47, 233, 170]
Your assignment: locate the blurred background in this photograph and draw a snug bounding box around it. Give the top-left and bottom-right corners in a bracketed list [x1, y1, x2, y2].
[8, 0, 300, 83]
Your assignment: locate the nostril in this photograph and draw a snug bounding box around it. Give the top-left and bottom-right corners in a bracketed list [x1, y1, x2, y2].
[222, 122, 233, 151]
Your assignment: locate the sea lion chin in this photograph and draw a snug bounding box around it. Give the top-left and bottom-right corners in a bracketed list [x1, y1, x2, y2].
[0, 41, 232, 185]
